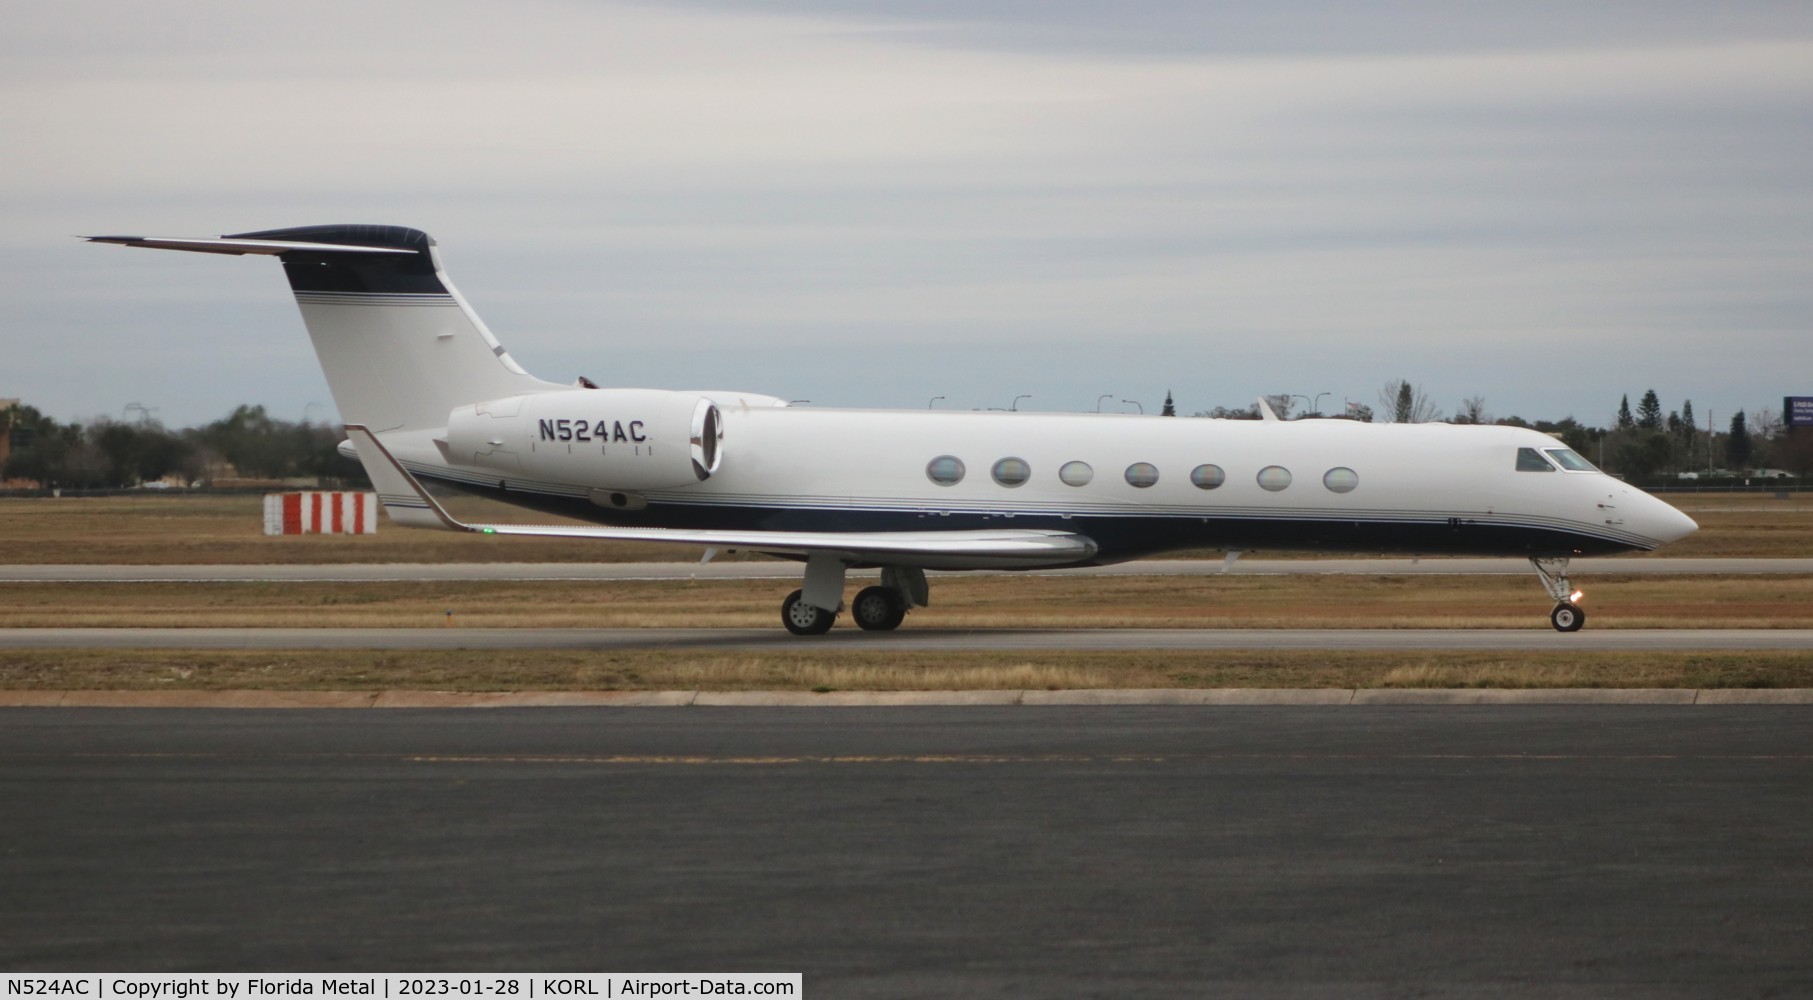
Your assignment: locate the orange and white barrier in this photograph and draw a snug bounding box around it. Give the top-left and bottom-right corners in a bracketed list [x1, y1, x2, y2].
[263, 492, 379, 535]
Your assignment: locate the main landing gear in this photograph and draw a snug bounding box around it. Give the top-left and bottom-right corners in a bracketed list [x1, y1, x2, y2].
[1531, 556, 1585, 632]
[779, 554, 927, 635]
[850, 585, 909, 631]
[781, 589, 836, 636]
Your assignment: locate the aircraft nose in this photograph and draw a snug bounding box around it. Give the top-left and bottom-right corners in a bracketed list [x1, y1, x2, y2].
[1638, 494, 1699, 545]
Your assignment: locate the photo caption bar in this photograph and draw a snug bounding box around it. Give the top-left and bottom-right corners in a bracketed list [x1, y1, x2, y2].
[3, 975, 801, 1000]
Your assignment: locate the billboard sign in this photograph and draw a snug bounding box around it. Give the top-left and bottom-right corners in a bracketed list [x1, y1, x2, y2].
[1787, 396, 1813, 428]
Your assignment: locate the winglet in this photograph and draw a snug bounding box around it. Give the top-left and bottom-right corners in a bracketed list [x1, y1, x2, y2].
[1256, 396, 1281, 421]
[343, 424, 471, 532]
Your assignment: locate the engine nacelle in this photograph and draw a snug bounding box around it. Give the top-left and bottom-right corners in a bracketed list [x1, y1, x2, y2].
[444, 388, 722, 491]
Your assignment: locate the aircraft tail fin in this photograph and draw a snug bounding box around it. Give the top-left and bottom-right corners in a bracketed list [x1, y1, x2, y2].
[87, 225, 567, 434]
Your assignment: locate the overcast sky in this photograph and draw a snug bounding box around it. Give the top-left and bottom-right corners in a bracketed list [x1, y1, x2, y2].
[4, 0, 1809, 429]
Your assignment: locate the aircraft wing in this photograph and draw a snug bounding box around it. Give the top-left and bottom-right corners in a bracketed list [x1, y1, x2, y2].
[345, 426, 1098, 567]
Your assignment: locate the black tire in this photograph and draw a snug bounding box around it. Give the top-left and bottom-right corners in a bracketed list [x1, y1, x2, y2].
[1550, 602, 1585, 633]
[851, 585, 908, 632]
[782, 589, 836, 635]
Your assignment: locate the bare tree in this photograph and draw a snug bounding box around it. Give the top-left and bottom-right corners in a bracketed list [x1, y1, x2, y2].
[1378, 379, 1443, 423]
[1194, 404, 1260, 420]
[1773, 427, 1813, 478]
[1453, 395, 1490, 425]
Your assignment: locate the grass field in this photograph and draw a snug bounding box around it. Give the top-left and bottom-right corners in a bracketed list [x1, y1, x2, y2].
[2, 491, 1808, 691]
[0, 490, 1807, 564]
[3, 574, 1811, 630]
[3, 648, 1809, 693]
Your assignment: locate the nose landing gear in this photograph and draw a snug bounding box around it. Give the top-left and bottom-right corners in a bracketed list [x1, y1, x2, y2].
[1549, 601, 1585, 632]
[1531, 556, 1585, 632]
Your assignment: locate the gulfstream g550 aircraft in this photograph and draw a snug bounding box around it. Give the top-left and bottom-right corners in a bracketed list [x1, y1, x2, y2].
[90, 225, 1697, 633]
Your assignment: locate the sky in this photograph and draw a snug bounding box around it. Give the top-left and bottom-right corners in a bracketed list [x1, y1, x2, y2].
[3, 0, 1810, 430]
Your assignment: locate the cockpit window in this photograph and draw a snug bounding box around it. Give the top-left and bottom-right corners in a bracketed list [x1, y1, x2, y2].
[1545, 448, 1597, 472]
[1517, 447, 1556, 472]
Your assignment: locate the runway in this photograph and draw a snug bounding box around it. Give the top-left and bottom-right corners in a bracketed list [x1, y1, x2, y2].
[4, 706, 1808, 994]
[4, 556, 1811, 582]
[4, 625, 1813, 650]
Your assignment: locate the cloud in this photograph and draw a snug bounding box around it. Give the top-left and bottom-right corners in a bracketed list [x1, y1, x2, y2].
[3, 0, 1809, 426]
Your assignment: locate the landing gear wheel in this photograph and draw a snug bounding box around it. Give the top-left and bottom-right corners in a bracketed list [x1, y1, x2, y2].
[1550, 603, 1585, 633]
[781, 589, 836, 636]
[851, 585, 908, 632]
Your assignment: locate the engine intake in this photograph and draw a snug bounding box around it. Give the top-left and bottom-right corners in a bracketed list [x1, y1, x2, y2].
[445, 388, 724, 491]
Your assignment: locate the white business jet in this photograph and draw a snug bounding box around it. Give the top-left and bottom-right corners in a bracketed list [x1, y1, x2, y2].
[89, 225, 1697, 633]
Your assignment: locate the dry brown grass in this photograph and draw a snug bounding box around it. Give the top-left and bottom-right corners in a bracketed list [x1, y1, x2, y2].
[1, 490, 1807, 564]
[2, 647, 1807, 692]
[3, 573, 1811, 629]
[0, 494, 757, 565]
[4, 492, 1809, 695]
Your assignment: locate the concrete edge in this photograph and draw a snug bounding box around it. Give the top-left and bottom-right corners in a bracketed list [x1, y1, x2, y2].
[12, 690, 383, 709]
[1352, 688, 1701, 705]
[693, 690, 1023, 707]
[369, 690, 698, 708]
[3, 688, 1812, 707]
[1694, 688, 1813, 704]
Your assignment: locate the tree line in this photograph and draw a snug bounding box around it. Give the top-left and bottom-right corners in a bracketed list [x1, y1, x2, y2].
[5, 385, 1809, 490]
[1, 403, 365, 490]
[1187, 380, 1812, 482]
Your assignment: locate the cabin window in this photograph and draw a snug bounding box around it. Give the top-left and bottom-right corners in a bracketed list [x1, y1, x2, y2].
[1323, 467, 1359, 493]
[1059, 461, 1094, 487]
[1517, 447, 1556, 472]
[1124, 462, 1159, 488]
[991, 457, 1031, 488]
[1545, 448, 1597, 472]
[1257, 466, 1292, 491]
[1190, 464, 1225, 490]
[926, 455, 966, 486]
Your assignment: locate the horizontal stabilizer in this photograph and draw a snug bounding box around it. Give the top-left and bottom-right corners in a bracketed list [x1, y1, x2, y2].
[85, 235, 415, 256]
[344, 425, 1098, 566]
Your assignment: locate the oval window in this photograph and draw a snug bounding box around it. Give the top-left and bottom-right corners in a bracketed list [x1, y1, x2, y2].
[1125, 462, 1159, 488]
[1059, 461, 1094, 487]
[1190, 464, 1225, 490]
[992, 457, 1031, 488]
[1323, 467, 1359, 493]
[926, 455, 965, 486]
[1256, 466, 1292, 492]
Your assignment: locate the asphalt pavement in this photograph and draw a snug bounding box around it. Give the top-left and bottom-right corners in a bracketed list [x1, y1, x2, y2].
[3, 706, 1809, 996]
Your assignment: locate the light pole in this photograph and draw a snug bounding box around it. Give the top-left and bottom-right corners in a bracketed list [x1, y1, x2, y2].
[1121, 399, 1143, 414]
[928, 396, 944, 409]
[1011, 395, 1032, 412]
[1290, 395, 1311, 418]
[1313, 392, 1330, 417]
[1096, 394, 1114, 412]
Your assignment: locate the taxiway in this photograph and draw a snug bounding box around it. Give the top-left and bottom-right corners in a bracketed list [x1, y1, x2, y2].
[4, 706, 1808, 994]
[2, 625, 1811, 651]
